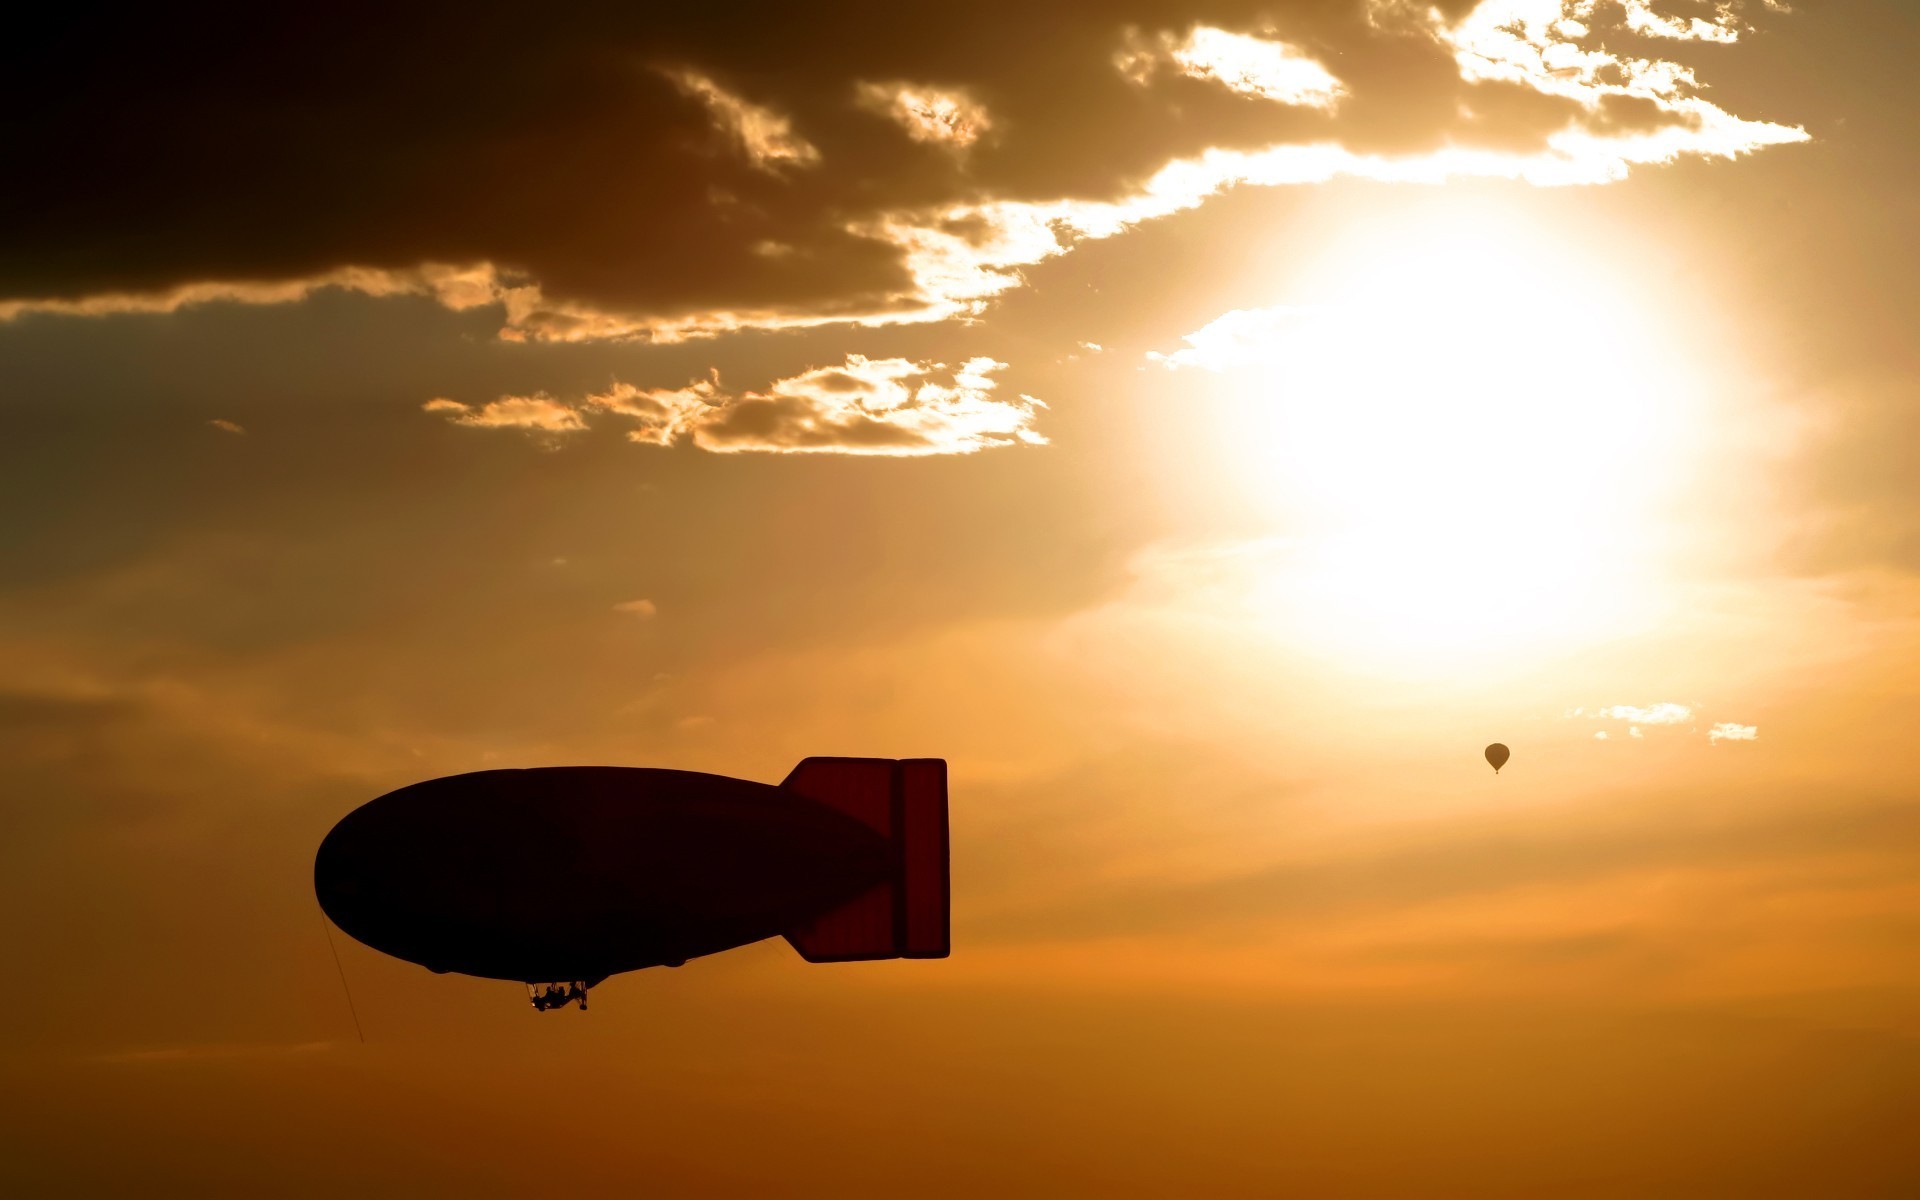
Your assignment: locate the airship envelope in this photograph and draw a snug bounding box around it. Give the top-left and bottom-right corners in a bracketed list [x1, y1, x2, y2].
[314, 757, 949, 1009]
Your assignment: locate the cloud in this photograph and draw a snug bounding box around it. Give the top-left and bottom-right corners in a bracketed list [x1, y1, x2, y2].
[612, 599, 658, 618]
[1119, 26, 1347, 110]
[208, 419, 245, 435]
[422, 394, 587, 434]
[1580, 703, 1761, 744]
[687, 355, 1047, 456]
[1618, 0, 1744, 42]
[434, 355, 1046, 456]
[583, 375, 725, 446]
[855, 82, 992, 148]
[0, 262, 506, 324]
[1148, 306, 1315, 371]
[0, 2, 1807, 348]
[1599, 703, 1694, 725]
[660, 68, 822, 172]
[1437, 0, 1806, 168]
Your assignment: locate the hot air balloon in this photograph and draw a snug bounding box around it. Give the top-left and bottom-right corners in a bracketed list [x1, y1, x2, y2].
[1484, 743, 1510, 774]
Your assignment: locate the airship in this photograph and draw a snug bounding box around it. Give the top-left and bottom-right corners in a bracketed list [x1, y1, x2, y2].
[314, 757, 949, 1010]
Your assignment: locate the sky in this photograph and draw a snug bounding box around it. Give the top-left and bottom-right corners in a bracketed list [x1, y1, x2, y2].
[3, 1, 1919, 1194]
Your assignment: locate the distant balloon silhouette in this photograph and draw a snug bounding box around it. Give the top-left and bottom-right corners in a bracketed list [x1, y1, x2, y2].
[1485, 743, 1511, 774]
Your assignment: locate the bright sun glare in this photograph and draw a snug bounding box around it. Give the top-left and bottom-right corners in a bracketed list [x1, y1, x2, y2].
[1201, 211, 1702, 672]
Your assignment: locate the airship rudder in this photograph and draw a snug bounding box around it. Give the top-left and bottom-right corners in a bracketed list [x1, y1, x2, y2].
[781, 756, 951, 962]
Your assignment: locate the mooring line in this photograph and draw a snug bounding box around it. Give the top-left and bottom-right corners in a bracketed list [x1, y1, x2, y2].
[319, 909, 366, 1044]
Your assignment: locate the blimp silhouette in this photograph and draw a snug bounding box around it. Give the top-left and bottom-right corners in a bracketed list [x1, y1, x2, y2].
[315, 758, 949, 1010]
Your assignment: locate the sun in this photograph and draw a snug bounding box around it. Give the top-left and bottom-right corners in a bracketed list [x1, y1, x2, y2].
[1195, 210, 1703, 673]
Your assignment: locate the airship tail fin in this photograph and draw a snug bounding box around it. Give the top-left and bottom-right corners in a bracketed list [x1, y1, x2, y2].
[780, 757, 950, 962]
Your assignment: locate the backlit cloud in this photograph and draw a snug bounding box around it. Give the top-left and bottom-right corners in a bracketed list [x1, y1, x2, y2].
[423, 394, 588, 434]
[0, 2, 1807, 350]
[1439, 0, 1806, 169]
[1119, 26, 1347, 111]
[1577, 703, 1761, 744]
[661, 68, 821, 173]
[1600, 703, 1694, 725]
[585, 376, 726, 447]
[1148, 306, 1315, 371]
[855, 82, 992, 148]
[1619, 0, 1743, 42]
[432, 355, 1046, 457]
[0, 262, 506, 323]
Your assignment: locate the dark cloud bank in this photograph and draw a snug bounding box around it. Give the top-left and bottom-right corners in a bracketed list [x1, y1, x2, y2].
[3, 1, 1798, 338]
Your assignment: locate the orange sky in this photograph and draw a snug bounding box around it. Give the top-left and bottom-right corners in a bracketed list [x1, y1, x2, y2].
[3, 1, 1919, 1194]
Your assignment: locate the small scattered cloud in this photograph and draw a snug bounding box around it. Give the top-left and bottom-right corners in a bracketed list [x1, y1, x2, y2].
[1119, 27, 1347, 111]
[1600, 702, 1693, 725]
[422, 394, 587, 434]
[662, 68, 821, 173]
[584, 375, 725, 447]
[688, 355, 1046, 456]
[1438, 0, 1805, 168]
[208, 418, 245, 435]
[1148, 306, 1314, 372]
[612, 598, 657, 618]
[1618, 0, 1743, 42]
[432, 355, 1046, 457]
[855, 82, 991, 148]
[1577, 701, 1760, 745]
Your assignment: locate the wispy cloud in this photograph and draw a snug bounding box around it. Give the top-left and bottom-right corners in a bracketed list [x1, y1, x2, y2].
[855, 82, 992, 148]
[0, 262, 505, 324]
[1619, 0, 1744, 43]
[208, 419, 245, 435]
[1438, 0, 1805, 169]
[1599, 703, 1694, 725]
[1119, 26, 1347, 111]
[1575, 703, 1761, 744]
[422, 394, 587, 434]
[1147, 306, 1315, 371]
[662, 68, 821, 172]
[430, 355, 1046, 457]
